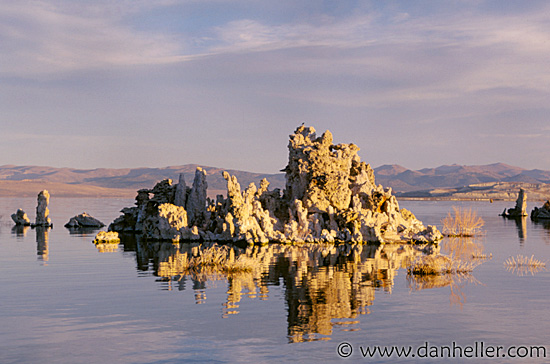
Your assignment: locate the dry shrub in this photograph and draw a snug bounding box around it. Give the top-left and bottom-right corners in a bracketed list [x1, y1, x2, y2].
[407, 254, 481, 276]
[441, 207, 484, 237]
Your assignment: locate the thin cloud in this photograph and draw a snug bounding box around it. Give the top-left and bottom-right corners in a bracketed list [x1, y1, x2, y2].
[2, 0, 550, 171]
[0, 1, 184, 76]
[483, 133, 546, 139]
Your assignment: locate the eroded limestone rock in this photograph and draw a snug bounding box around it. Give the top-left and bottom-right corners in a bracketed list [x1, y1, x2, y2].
[531, 200, 550, 220]
[186, 167, 208, 227]
[174, 173, 187, 207]
[33, 190, 52, 227]
[109, 125, 442, 244]
[501, 188, 528, 217]
[65, 212, 105, 229]
[142, 203, 188, 241]
[11, 208, 31, 226]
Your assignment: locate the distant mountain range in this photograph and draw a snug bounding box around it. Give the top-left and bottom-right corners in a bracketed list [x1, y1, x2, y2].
[374, 163, 550, 193]
[0, 164, 286, 197]
[1, 162, 550, 199]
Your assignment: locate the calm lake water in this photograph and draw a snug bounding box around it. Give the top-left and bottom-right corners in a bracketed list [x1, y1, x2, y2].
[1, 198, 549, 363]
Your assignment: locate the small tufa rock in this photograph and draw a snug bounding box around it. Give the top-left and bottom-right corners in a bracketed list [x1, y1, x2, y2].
[501, 188, 528, 217]
[531, 200, 550, 220]
[11, 208, 31, 226]
[65, 212, 105, 229]
[33, 190, 53, 227]
[93, 231, 120, 244]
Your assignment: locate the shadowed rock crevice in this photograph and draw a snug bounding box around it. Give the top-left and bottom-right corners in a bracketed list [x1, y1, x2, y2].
[109, 125, 442, 244]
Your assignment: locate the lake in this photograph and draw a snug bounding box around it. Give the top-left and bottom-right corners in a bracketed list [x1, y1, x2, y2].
[0, 198, 549, 363]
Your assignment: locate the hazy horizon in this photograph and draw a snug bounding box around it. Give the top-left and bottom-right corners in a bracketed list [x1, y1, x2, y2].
[2, 1, 550, 173]
[0, 160, 540, 175]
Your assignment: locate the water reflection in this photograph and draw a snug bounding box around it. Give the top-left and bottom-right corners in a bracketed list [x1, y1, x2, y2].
[504, 263, 547, 277]
[35, 226, 50, 262]
[407, 273, 480, 309]
[66, 227, 102, 236]
[407, 237, 486, 308]
[121, 235, 443, 342]
[516, 216, 527, 243]
[501, 216, 527, 244]
[11, 225, 30, 237]
[95, 242, 119, 253]
[531, 219, 550, 245]
[440, 236, 487, 260]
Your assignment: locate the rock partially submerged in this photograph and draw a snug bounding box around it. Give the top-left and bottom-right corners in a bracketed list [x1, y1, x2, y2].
[531, 200, 550, 220]
[65, 213, 105, 229]
[33, 190, 53, 227]
[11, 208, 31, 226]
[500, 188, 528, 217]
[109, 125, 442, 244]
[93, 231, 120, 244]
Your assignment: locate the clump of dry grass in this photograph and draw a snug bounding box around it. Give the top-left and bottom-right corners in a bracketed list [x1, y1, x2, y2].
[407, 254, 482, 276]
[441, 207, 484, 237]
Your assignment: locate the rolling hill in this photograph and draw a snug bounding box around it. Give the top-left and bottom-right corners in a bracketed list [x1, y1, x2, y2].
[0, 164, 286, 198]
[373, 163, 550, 192]
[1, 162, 550, 199]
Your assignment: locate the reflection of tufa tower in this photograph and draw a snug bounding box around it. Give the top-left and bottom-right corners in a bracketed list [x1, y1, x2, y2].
[11, 225, 30, 237]
[35, 226, 49, 262]
[133, 237, 434, 342]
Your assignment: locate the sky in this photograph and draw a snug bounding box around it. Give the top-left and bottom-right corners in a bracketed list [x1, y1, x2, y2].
[2, 0, 550, 174]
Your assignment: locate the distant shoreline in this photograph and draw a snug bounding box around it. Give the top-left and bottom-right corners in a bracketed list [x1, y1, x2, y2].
[398, 197, 544, 202]
[0, 181, 226, 199]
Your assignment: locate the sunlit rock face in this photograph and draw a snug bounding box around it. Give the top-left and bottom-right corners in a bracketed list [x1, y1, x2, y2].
[501, 188, 528, 217]
[109, 125, 442, 243]
[279, 125, 441, 243]
[284, 128, 357, 212]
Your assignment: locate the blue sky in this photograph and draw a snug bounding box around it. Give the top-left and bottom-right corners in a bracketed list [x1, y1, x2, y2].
[2, 0, 550, 173]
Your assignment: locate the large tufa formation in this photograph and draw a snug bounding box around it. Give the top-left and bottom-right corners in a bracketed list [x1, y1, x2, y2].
[109, 126, 442, 244]
[109, 169, 207, 241]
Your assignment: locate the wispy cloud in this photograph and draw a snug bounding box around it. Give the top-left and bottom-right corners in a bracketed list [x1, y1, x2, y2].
[489, 133, 545, 139]
[0, 1, 185, 76]
[2, 0, 550, 170]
